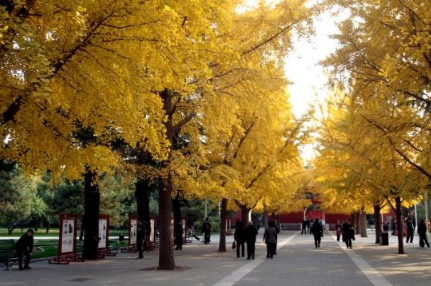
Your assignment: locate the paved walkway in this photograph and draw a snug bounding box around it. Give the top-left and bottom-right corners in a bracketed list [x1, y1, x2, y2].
[1, 231, 430, 286]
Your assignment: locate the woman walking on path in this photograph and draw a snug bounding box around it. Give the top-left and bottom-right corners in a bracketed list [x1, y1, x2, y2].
[418, 219, 430, 248]
[263, 221, 277, 258]
[245, 221, 258, 260]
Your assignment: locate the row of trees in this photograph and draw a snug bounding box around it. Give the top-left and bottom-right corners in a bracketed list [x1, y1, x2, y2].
[314, 0, 431, 254]
[0, 162, 139, 232]
[1, 0, 312, 269]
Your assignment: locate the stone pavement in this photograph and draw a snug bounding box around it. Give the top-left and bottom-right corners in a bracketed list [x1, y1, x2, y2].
[1, 231, 430, 286]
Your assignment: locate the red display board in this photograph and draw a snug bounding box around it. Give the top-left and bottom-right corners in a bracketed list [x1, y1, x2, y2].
[49, 213, 83, 264]
[149, 217, 156, 250]
[122, 214, 138, 252]
[97, 214, 114, 258]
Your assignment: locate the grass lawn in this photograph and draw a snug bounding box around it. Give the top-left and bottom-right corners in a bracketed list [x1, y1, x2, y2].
[32, 240, 84, 259]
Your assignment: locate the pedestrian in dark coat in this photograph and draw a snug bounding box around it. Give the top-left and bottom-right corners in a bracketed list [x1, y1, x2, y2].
[202, 218, 211, 244]
[342, 221, 355, 249]
[174, 222, 184, 250]
[234, 221, 245, 257]
[311, 219, 323, 248]
[263, 221, 277, 258]
[405, 217, 414, 243]
[136, 221, 145, 258]
[13, 229, 34, 270]
[301, 220, 307, 234]
[418, 219, 430, 248]
[245, 222, 258, 260]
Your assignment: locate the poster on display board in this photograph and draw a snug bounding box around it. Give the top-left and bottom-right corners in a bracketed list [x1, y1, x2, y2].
[98, 215, 109, 249]
[170, 218, 174, 242]
[49, 213, 80, 265]
[150, 217, 155, 243]
[129, 215, 138, 247]
[61, 219, 75, 253]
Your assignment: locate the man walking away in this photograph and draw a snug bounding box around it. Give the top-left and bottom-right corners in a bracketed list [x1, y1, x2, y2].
[301, 219, 307, 234]
[245, 221, 258, 260]
[418, 219, 430, 248]
[311, 219, 323, 248]
[13, 229, 34, 270]
[136, 221, 145, 259]
[234, 221, 246, 258]
[263, 221, 277, 258]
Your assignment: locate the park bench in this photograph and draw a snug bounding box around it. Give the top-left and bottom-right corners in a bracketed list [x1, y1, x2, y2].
[0, 239, 18, 270]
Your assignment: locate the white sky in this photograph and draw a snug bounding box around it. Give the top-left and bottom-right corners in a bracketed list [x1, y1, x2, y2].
[239, 1, 341, 164]
[285, 11, 340, 163]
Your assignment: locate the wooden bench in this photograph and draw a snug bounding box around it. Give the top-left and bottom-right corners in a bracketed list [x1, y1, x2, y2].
[0, 239, 18, 270]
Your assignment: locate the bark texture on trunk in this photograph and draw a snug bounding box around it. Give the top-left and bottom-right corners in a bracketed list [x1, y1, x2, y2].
[218, 198, 228, 252]
[83, 167, 100, 260]
[158, 176, 175, 270]
[240, 205, 251, 225]
[373, 204, 382, 244]
[135, 180, 151, 223]
[354, 212, 360, 235]
[395, 196, 404, 254]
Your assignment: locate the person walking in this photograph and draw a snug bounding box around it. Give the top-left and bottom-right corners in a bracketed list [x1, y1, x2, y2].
[174, 221, 184, 250]
[342, 221, 355, 249]
[405, 217, 414, 243]
[418, 219, 430, 248]
[263, 221, 277, 258]
[336, 222, 342, 242]
[136, 220, 145, 259]
[245, 221, 258, 260]
[234, 221, 245, 258]
[13, 229, 34, 270]
[202, 218, 211, 244]
[311, 219, 323, 248]
[301, 219, 307, 234]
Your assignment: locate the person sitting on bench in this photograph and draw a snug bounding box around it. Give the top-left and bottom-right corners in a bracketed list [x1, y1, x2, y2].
[13, 229, 34, 270]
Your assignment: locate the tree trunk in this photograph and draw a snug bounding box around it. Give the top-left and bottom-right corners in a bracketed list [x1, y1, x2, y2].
[172, 192, 182, 240]
[360, 208, 367, 237]
[218, 198, 228, 252]
[135, 180, 151, 223]
[354, 212, 360, 235]
[373, 204, 381, 244]
[158, 176, 175, 270]
[45, 222, 50, 234]
[395, 196, 404, 254]
[136, 179, 152, 246]
[264, 208, 268, 228]
[240, 205, 251, 225]
[83, 167, 100, 260]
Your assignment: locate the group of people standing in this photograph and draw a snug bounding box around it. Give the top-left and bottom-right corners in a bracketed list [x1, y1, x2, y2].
[233, 220, 280, 259]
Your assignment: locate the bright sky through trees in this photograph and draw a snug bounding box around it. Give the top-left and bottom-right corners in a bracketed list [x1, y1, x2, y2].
[286, 11, 340, 163]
